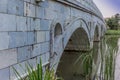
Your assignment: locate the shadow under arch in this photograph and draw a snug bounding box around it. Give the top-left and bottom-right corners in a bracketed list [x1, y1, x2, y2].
[65, 27, 90, 51]
[63, 18, 91, 50]
[56, 27, 91, 80]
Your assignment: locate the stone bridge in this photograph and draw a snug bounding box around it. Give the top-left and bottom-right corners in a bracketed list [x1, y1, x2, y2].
[0, 0, 106, 80]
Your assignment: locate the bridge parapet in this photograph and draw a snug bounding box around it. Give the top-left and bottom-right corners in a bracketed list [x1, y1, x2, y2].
[57, 0, 104, 20]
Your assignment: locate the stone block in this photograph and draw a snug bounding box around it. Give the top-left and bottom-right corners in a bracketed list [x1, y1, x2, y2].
[9, 32, 27, 48]
[45, 31, 50, 41]
[0, 68, 10, 80]
[36, 6, 44, 19]
[8, 0, 24, 16]
[16, 16, 27, 31]
[27, 32, 35, 45]
[31, 18, 41, 31]
[0, 49, 17, 69]
[31, 43, 42, 57]
[26, 17, 31, 31]
[0, 13, 16, 31]
[0, 32, 9, 50]
[29, 4, 35, 17]
[30, 18, 35, 31]
[31, 0, 36, 4]
[24, 2, 29, 16]
[17, 46, 32, 62]
[40, 19, 50, 30]
[44, 8, 57, 19]
[0, 0, 7, 13]
[41, 42, 49, 54]
[24, 0, 30, 2]
[38, 0, 49, 8]
[24, 2, 35, 17]
[35, 19, 41, 30]
[36, 31, 46, 43]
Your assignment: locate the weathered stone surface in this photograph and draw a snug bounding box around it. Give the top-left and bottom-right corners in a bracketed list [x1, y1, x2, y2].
[40, 19, 50, 30]
[27, 32, 35, 45]
[0, 0, 8, 13]
[31, 18, 41, 31]
[44, 8, 57, 19]
[36, 6, 45, 18]
[9, 32, 27, 48]
[16, 16, 27, 31]
[0, 49, 17, 69]
[32, 43, 42, 57]
[0, 32, 9, 50]
[0, 68, 10, 80]
[41, 42, 49, 54]
[31, 0, 36, 4]
[45, 31, 50, 41]
[38, 0, 49, 8]
[0, 13, 16, 31]
[24, 2, 35, 17]
[36, 31, 46, 43]
[17, 46, 32, 62]
[24, 0, 30, 2]
[26, 17, 31, 31]
[8, 0, 24, 16]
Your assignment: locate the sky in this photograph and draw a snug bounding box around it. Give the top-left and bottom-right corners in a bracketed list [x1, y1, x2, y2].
[93, 0, 120, 18]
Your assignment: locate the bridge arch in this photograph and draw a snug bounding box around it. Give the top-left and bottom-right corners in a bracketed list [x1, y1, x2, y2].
[50, 18, 92, 71]
[63, 18, 91, 49]
[56, 18, 92, 79]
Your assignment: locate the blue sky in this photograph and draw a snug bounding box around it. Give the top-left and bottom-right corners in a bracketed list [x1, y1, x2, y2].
[93, 0, 120, 18]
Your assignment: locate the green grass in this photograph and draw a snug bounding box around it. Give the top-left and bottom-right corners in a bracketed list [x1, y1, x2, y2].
[105, 30, 120, 35]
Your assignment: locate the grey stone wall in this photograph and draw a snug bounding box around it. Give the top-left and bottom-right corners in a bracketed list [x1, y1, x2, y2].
[0, 0, 106, 80]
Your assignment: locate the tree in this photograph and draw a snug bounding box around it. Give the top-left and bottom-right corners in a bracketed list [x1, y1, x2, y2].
[105, 14, 120, 30]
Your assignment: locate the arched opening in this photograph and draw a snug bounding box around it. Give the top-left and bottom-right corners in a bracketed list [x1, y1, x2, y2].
[54, 23, 62, 38]
[56, 27, 90, 80]
[53, 23, 63, 56]
[94, 26, 99, 41]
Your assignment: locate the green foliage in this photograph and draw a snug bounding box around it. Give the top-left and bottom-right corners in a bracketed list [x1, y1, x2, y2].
[75, 36, 118, 80]
[105, 14, 120, 30]
[100, 36, 118, 80]
[12, 59, 57, 80]
[74, 51, 93, 80]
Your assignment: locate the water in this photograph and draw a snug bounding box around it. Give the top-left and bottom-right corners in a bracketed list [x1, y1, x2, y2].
[56, 35, 120, 80]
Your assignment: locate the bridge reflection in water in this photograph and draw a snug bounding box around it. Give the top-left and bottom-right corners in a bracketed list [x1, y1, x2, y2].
[56, 35, 119, 80]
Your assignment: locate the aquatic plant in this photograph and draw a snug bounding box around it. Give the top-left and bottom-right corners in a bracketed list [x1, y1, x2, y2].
[75, 36, 118, 80]
[12, 59, 57, 80]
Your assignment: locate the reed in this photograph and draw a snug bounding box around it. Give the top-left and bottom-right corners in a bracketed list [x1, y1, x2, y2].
[12, 58, 57, 80]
